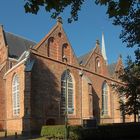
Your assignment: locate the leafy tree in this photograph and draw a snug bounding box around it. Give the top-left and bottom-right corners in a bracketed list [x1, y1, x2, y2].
[96, 0, 140, 48]
[113, 49, 140, 122]
[24, 0, 140, 48]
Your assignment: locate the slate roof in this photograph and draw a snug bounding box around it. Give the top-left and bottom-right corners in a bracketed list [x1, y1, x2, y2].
[4, 32, 36, 59]
[78, 51, 92, 65]
[108, 63, 117, 77]
[78, 49, 117, 77]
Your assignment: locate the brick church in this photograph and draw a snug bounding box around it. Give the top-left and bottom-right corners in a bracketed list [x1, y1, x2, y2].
[0, 18, 132, 133]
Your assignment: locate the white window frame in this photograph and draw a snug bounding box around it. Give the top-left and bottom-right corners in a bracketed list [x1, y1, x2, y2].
[12, 74, 20, 116]
[102, 82, 108, 116]
[61, 70, 74, 115]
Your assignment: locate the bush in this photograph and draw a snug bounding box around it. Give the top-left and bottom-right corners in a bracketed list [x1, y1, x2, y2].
[41, 125, 82, 139]
[68, 126, 82, 140]
[41, 123, 140, 140]
[41, 125, 65, 139]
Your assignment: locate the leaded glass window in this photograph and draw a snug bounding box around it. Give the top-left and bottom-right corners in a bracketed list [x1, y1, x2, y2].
[61, 70, 74, 115]
[12, 74, 20, 116]
[102, 82, 108, 115]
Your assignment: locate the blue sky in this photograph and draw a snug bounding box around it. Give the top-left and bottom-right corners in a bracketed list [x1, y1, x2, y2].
[0, 0, 135, 64]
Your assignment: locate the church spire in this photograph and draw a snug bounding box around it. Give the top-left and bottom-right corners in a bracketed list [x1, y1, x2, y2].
[102, 32, 108, 64]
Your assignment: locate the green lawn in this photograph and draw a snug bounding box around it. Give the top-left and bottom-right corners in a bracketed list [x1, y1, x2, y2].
[30, 137, 46, 140]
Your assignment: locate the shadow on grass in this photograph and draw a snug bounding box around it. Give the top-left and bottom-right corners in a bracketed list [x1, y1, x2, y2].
[0, 131, 43, 140]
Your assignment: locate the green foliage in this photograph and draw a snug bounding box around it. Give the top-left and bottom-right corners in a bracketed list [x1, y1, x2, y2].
[41, 125, 82, 139]
[41, 123, 140, 139]
[24, 0, 140, 48]
[68, 126, 82, 140]
[96, 0, 140, 48]
[41, 125, 65, 138]
[113, 49, 140, 122]
[24, 0, 85, 23]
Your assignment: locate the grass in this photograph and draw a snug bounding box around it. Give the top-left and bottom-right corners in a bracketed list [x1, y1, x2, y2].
[30, 137, 47, 140]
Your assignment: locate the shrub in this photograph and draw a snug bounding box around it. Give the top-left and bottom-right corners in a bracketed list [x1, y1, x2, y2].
[41, 125, 65, 139]
[41, 125, 82, 139]
[41, 123, 140, 140]
[68, 126, 82, 140]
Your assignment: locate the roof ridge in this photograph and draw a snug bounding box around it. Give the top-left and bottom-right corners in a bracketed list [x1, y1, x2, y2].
[84, 47, 96, 66]
[78, 50, 92, 58]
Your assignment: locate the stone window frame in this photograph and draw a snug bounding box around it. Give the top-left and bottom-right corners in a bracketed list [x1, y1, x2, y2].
[60, 70, 74, 115]
[102, 81, 109, 116]
[12, 74, 20, 116]
[47, 37, 54, 57]
[95, 56, 101, 73]
[62, 43, 68, 62]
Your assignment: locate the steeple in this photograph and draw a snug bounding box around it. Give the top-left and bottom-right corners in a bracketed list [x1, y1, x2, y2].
[102, 32, 108, 64]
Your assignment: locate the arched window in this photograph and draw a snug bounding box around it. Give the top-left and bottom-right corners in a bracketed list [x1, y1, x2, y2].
[62, 43, 68, 62]
[47, 37, 54, 57]
[102, 82, 109, 116]
[95, 57, 101, 73]
[12, 74, 20, 116]
[61, 70, 74, 115]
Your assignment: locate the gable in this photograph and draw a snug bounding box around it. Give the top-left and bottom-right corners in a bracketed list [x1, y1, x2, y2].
[78, 40, 102, 66]
[32, 20, 79, 66]
[78, 40, 109, 76]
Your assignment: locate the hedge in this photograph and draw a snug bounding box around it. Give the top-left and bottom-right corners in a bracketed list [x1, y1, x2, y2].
[41, 123, 140, 140]
[41, 125, 65, 139]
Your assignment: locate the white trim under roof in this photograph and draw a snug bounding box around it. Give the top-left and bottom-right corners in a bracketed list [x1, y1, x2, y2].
[4, 51, 30, 79]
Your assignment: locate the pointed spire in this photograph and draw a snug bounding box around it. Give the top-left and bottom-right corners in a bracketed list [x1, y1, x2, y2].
[102, 32, 108, 64]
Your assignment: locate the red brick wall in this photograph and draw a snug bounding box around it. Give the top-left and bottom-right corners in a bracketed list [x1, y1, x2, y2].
[30, 53, 81, 129]
[4, 63, 25, 131]
[0, 25, 8, 130]
[29, 23, 126, 129]
[0, 22, 134, 133]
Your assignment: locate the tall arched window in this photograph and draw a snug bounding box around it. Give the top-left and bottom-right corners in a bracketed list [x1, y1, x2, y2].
[12, 74, 20, 116]
[47, 37, 54, 57]
[61, 70, 74, 115]
[62, 43, 68, 62]
[95, 57, 101, 73]
[102, 82, 109, 116]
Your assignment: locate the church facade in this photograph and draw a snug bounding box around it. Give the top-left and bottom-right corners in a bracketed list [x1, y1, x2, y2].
[0, 19, 132, 133]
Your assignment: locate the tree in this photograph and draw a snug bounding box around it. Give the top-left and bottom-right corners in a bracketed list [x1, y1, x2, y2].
[24, 0, 140, 48]
[113, 49, 140, 122]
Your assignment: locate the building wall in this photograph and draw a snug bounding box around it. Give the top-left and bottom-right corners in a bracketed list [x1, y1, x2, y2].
[0, 25, 8, 130]
[0, 22, 134, 133]
[28, 22, 125, 130]
[30, 53, 81, 130]
[4, 63, 25, 131]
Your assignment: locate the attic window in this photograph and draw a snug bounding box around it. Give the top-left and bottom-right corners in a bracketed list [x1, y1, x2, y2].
[62, 43, 68, 62]
[95, 57, 101, 73]
[58, 32, 62, 38]
[97, 60, 100, 67]
[47, 37, 54, 57]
